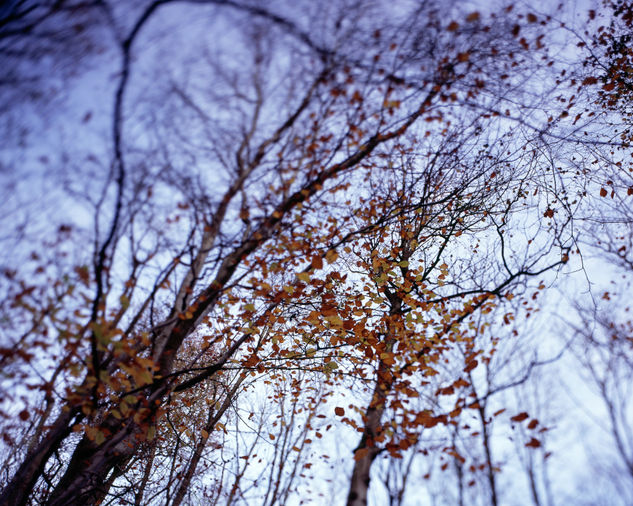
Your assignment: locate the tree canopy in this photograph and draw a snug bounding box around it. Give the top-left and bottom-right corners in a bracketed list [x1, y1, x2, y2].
[1, 1, 632, 505]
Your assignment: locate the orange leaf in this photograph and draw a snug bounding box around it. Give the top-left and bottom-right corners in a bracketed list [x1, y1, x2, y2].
[454, 378, 470, 388]
[335, 407, 345, 416]
[311, 256, 323, 270]
[527, 419, 539, 430]
[464, 359, 478, 373]
[466, 12, 480, 22]
[600, 188, 608, 197]
[353, 447, 369, 461]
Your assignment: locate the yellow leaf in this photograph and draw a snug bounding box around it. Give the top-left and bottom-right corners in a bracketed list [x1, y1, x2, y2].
[94, 430, 105, 445]
[325, 315, 343, 327]
[325, 250, 339, 264]
[297, 272, 311, 282]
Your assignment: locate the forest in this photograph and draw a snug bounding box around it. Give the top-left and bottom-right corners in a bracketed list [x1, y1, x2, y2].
[0, 0, 632, 505]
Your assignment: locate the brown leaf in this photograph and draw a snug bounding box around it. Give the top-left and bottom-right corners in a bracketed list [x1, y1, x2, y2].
[334, 406, 345, 416]
[353, 447, 369, 461]
[447, 21, 460, 31]
[457, 52, 470, 63]
[464, 359, 478, 373]
[510, 412, 530, 423]
[525, 437, 542, 448]
[311, 255, 323, 270]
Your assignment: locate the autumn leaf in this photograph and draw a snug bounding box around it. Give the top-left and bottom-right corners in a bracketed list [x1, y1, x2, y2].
[94, 430, 105, 446]
[464, 359, 478, 373]
[600, 187, 608, 197]
[457, 52, 470, 63]
[335, 407, 345, 416]
[297, 271, 311, 282]
[447, 21, 459, 31]
[353, 447, 369, 461]
[525, 437, 542, 448]
[510, 412, 530, 423]
[325, 249, 339, 264]
[544, 208, 554, 218]
[311, 255, 323, 270]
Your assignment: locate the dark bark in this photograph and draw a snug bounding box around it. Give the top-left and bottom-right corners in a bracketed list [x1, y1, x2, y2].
[0, 408, 78, 506]
[347, 293, 402, 506]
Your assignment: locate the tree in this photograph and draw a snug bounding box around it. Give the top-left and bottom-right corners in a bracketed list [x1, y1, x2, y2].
[0, 1, 625, 505]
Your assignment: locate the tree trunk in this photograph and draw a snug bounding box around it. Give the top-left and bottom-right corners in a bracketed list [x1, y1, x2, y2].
[346, 363, 392, 506]
[45, 415, 141, 506]
[0, 408, 78, 506]
[347, 285, 403, 505]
